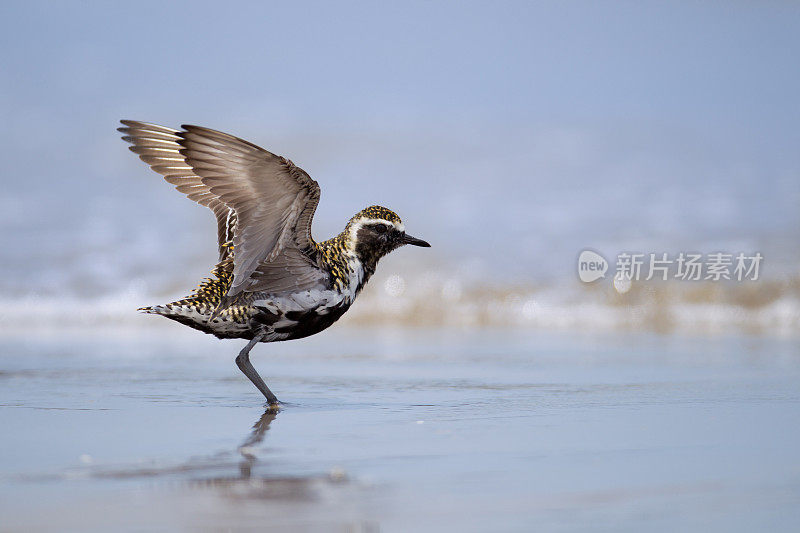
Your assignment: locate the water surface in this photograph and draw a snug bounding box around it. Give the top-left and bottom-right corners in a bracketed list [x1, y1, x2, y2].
[1, 328, 799, 531]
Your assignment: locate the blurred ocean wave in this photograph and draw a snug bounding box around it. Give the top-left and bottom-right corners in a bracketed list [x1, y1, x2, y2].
[349, 270, 800, 336]
[2, 269, 797, 338]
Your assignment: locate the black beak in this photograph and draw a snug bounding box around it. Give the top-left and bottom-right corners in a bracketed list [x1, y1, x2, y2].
[401, 233, 431, 247]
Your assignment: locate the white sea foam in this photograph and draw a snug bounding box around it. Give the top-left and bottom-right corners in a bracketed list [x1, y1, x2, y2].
[1, 271, 797, 338]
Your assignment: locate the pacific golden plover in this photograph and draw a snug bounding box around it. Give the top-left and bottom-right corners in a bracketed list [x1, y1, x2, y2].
[119, 120, 430, 404]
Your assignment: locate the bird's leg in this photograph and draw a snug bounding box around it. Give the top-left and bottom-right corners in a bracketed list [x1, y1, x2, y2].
[235, 333, 279, 405]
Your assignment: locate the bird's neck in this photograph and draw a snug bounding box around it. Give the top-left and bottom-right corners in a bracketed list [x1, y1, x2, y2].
[344, 254, 374, 301]
[318, 232, 378, 298]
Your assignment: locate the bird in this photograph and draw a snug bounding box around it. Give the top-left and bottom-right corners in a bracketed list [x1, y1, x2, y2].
[119, 120, 430, 405]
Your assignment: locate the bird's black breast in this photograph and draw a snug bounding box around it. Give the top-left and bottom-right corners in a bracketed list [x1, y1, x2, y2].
[251, 301, 351, 341]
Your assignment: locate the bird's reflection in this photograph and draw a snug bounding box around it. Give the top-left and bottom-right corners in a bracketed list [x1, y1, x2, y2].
[238, 406, 280, 479]
[185, 406, 349, 505]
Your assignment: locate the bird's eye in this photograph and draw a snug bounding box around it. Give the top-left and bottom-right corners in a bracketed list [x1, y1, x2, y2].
[374, 224, 388, 234]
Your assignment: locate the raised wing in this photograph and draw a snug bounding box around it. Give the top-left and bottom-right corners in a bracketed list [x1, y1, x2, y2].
[119, 121, 235, 259]
[120, 120, 327, 296]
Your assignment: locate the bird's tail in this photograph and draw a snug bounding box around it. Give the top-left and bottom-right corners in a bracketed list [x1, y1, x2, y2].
[137, 302, 194, 318]
[137, 256, 236, 321]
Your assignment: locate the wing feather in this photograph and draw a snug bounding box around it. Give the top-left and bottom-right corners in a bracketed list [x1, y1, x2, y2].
[177, 124, 323, 296]
[119, 121, 235, 259]
[119, 120, 326, 296]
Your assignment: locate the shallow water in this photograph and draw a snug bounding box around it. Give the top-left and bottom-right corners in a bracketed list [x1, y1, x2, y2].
[1, 327, 799, 531]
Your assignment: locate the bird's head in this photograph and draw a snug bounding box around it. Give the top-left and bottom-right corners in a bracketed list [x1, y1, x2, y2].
[345, 205, 430, 268]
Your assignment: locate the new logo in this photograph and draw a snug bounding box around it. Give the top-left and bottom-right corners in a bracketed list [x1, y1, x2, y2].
[578, 250, 608, 283]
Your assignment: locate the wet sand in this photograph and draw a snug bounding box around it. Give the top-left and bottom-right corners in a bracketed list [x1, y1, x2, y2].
[1, 327, 799, 531]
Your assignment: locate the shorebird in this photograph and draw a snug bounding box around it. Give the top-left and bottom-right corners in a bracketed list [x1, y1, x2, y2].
[119, 121, 430, 404]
